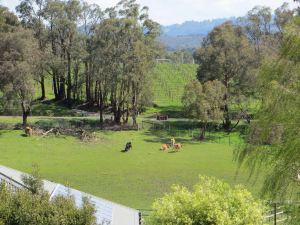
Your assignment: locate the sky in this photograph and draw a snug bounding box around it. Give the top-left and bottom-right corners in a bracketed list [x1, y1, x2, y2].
[1, 0, 298, 25]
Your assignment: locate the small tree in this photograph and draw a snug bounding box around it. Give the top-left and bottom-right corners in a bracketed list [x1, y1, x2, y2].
[194, 22, 256, 130]
[147, 176, 265, 225]
[0, 27, 39, 126]
[182, 80, 225, 140]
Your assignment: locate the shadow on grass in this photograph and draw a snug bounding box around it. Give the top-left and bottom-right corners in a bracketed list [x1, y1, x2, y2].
[32, 99, 78, 117]
[143, 105, 185, 119]
[168, 150, 180, 154]
[0, 130, 10, 137]
[33, 118, 101, 130]
[141, 119, 244, 146]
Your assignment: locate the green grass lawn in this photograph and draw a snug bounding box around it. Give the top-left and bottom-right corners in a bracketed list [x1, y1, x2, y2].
[0, 63, 263, 210]
[0, 127, 262, 209]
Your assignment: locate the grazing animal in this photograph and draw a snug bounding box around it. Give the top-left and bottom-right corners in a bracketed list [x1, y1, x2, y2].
[170, 137, 176, 147]
[25, 127, 33, 137]
[160, 144, 170, 151]
[124, 142, 132, 152]
[174, 143, 183, 150]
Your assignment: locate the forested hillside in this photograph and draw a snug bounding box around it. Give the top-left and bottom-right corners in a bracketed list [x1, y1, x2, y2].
[159, 18, 236, 50]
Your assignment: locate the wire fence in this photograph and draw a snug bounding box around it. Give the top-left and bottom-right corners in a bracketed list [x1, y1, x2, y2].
[265, 201, 300, 225]
[141, 120, 243, 146]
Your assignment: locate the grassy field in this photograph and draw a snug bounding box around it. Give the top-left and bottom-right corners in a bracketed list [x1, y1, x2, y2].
[151, 63, 197, 106]
[0, 127, 262, 209]
[0, 63, 263, 210]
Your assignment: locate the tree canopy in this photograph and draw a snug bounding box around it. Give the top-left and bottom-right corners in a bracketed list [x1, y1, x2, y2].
[147, 176, 265, 225]
[0, 27, 39, 125]
[194, 22, 256, 130]
[182, 80, 225, 139]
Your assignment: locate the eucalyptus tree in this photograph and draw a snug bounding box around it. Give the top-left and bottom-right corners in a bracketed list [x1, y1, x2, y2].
[0, 5, 19, 32]
[194, 22, 256, 130]
[81, 1, 103, 104]
[182, 80, 225, 140]
[116, 0, 159, 125]
[43, 0, 66, 100]
[244, 6, 272, 54]
[0, 28, 40, 126]
[275, 3, 295, 34]
[64, 0, 82, 103]
[43, 0, 82, 103]
[91, 0, 159, 125]
[91, 16, 118, 124]
[16, 0, 48, 99]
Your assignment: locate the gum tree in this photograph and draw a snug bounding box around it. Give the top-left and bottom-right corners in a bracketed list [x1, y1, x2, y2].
[0, 28, 39, 126]
[194, 22, 256, 131]
[182, 80, 225, 140]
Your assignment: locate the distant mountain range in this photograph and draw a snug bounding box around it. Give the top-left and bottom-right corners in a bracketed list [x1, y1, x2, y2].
[158, 17, 236, 51]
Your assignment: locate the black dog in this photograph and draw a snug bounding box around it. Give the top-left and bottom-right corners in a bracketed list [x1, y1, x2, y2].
[124, 142, 132, 152]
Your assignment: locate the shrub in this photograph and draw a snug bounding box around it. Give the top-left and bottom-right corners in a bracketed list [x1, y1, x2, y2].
[0, 171, 96, 225]
[147, 176, 265, 225]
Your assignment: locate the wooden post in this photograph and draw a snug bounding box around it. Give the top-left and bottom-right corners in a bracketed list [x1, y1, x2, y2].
[274, 202, 277, 225]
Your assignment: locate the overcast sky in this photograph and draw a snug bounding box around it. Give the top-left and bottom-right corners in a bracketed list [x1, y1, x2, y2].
[1, 0, 298, 25]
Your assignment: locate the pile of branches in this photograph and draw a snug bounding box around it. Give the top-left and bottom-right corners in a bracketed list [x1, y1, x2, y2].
[29, 127, 97, 142]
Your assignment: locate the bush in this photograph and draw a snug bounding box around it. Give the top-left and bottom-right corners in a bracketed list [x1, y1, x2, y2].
[147, 176, 265, 225]
[0, 171, 96, 225]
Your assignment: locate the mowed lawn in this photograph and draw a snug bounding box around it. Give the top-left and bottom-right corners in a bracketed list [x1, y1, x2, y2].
[0, 129, 261, 209]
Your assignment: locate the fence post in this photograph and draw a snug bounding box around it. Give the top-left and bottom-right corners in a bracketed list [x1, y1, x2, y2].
[139, 211, 142, 225]
[274, 202, 277, 225]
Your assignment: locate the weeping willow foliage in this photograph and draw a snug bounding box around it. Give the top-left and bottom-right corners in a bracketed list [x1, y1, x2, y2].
[235, 16, 300, 200]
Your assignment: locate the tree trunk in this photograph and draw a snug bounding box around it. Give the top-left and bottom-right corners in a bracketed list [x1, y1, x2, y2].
[224, 100, 231, 131]
[21, 102, 30, 127]
[125, 103, 129, 124]
[95, 81, 99, 107]
[114, 107, 121, 124]
[53, 71, 58, 100]
[85, 62, 90, 102]
[132, 86, 138, 127]
[40, 75, 46, 100]
[66, 51, 72, 103]
[199, 122, 206, 141]
[223, 75, 231, 131]
[99, 85, 104, 127]
[58, 76, 66, 100]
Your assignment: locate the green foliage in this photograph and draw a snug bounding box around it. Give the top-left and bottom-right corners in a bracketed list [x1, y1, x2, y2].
[0, 5, 19, 32]
[0, 173, 96, 225]
[0, 27, 39, 125]
[182, 80, 225, 121]
[147, 176, 265, 225]
[194, 22, 256, 129]
[21, 164, 44, 195]
[236, 16, 300, 200]
[182, 80, 225, 139]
